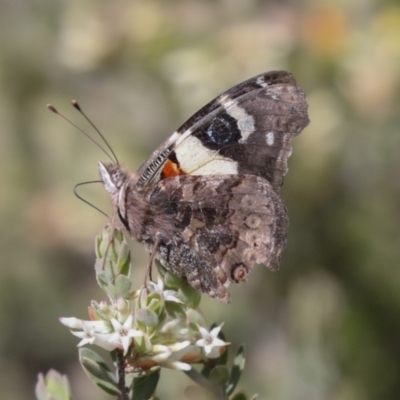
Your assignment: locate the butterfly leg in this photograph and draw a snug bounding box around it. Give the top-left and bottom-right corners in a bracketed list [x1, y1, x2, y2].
[142, 234, 161, 290]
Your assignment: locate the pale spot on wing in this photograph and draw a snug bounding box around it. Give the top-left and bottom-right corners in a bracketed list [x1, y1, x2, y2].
[256, 76, 268, 88]
[237, 116, 255, 140]
[219, 96, 255, 141]
[175, 135, 238, 175]
[266, 131, 275, 146]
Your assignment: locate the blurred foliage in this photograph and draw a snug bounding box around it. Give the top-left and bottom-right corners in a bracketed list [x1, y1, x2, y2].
[0, 0, 399, 399]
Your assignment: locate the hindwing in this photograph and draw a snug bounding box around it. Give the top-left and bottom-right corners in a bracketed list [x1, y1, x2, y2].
[146, 174, 288, 302]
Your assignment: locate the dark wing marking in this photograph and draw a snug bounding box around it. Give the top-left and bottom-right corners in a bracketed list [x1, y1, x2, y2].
[147, 174, 288, 302]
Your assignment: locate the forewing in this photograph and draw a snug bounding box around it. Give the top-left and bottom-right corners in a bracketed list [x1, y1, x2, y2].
[137, 71, 309, 191]
[148, 175, 288, 302]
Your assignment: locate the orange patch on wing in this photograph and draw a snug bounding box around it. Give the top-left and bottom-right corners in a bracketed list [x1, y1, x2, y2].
[162, 159, 185, 178]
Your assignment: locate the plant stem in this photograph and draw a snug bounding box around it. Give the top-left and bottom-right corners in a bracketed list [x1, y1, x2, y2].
[116, 349, 129, 400]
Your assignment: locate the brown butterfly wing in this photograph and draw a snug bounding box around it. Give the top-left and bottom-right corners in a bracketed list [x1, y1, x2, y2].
[147, 174, 288, 302]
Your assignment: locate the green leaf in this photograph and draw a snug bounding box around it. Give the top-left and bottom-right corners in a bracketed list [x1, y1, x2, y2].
[79, 348, 119, 396]
[231, 392, 248, 400]
[131, 369, 161, 400]
[163, 271, 184, 289]
[117, 241, 131, 276]
[165, 301, 186, 318]
[35, 370, 72, 400]
[96, 228, 110, 258]
[186, 309, 206, 327]
[184, 368, 219, 393]
[110, 349, 119, 363]
[136, 307, 159, 327]
[155, 260, 167, 279]
[209, 365, 230, 386]
[218, 329, 229, 367]
[90, 300, 109, 320]
[226, 345, 245, 395]
[179, 279, 201, 309]
[108, 275, 132, 299]
[113, 227, 124, 243]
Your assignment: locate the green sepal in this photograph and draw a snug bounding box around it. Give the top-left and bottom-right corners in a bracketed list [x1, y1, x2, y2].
[112, 227, 124, 243]
[90, 300, 109, 320]
[95, 225, 131, 277]
[94, 257, 117, 288]
[130, 369, 161, 400]
[95, 227, 110, 259]
[226, 345, 245, 395]
[79, 348, 119, 396]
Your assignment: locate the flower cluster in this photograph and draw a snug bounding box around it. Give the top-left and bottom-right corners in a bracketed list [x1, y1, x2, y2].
[60, 225, 229, 373]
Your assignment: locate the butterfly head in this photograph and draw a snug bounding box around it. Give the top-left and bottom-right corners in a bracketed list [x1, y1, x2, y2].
[99, 162, 127, 194]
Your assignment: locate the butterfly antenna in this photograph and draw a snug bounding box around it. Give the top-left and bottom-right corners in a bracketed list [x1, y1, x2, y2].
[71, 100, 119, 165]
[74, 181, 109, 218]
[47, 104, 116, 164]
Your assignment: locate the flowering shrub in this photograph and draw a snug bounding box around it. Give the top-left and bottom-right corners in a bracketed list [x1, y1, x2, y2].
[36, 225, 252, 400]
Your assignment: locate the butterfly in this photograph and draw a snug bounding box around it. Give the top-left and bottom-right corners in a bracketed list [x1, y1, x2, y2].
[99, 71, 309, 302]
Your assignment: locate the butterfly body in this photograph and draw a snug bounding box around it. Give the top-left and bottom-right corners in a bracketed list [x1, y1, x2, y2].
[100, 71, 309, 302]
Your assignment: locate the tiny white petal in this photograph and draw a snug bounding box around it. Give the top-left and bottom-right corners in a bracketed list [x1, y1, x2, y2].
[169, 341, 190, 352]
[207, 346, 224, 359]
[204, 343, 213, 355]
[163, 291, 182, 303]
[71, 330, 87, 340]
[89, 321, 112, 333]
[197, 325, 210, 338]
[60, 318, 111, 333]
[210, 337, 226, 347]
[152, 350, 172, 363]
[121, 336, 132, 354]
[160, 360, 192, 371]
[59, 317, 83, 329]
[153, 345, 170, 353]
[210, 325, 222, 339]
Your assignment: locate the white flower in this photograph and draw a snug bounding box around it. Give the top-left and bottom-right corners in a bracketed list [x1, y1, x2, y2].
[70, 321, 116, 351]
[108, 315, 144, 354]
[195, 325, 229, 358]
[150, 279, 182, 303]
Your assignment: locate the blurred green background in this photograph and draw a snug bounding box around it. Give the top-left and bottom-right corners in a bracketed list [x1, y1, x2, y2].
[1, 0, 400, 399]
